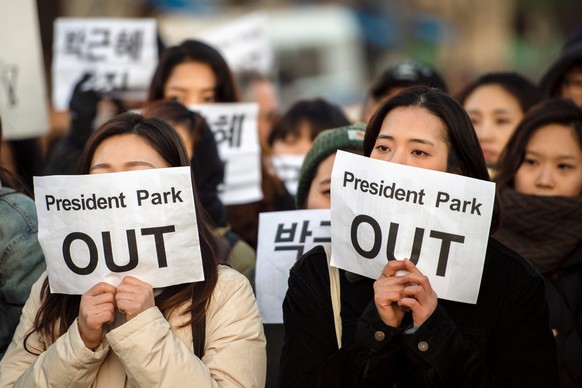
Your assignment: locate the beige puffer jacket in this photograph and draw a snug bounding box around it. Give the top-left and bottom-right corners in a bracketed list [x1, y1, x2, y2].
[0, 265, 266, 387]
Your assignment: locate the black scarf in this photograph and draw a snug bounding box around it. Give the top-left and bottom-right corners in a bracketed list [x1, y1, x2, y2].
[494, 188, 582, 273]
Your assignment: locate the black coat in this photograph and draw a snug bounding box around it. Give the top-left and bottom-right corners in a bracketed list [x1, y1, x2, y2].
[279, 238, 559, 387]
[545, 243, 582, 388]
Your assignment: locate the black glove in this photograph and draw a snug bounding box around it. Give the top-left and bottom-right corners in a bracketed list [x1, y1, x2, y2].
[68, 73, 101, 147]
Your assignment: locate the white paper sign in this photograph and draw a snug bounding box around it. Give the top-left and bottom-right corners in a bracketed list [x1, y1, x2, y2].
[52, 18, 158, 110]
[0, 0, 49, 139]
[270, 154, 305, 196]
[189, 103, 262, 205]
[34, 167, 204, 295]
[199, 12, 273, 74]
[331, 151, 495, 304]
[256, 209, 331, 323]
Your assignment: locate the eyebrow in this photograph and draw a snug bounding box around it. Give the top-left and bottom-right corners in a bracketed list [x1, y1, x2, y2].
[167, 85, 215, 93]
[376, 134, 435, 146]
[525, 150, 579, 160]
[319, 178, 332, 186]
[89, 161, 157, 172]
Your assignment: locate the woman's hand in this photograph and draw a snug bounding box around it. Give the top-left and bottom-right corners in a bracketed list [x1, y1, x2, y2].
[78, 282, 117, 350]
[115, 276, 155, 321]
[374, 260, 407, 327]
[398, 259, 438, 327]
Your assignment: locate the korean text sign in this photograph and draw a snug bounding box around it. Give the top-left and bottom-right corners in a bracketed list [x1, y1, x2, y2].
[256, 209, 331, 323]
[189, 103, 262, 205]
[52, 18, 158, 110]
[330, 151, 495, 304]
[34, 167, 204, 295]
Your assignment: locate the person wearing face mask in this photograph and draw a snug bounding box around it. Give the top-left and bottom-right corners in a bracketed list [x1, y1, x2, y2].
[0, 113, 266, 387]
[458, 72, 542, 175]
[494, 98, 582, 388]
[279, 86, 558, 387]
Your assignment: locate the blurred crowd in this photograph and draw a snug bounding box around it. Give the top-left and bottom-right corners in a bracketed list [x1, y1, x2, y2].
[1, 20, 582, 388]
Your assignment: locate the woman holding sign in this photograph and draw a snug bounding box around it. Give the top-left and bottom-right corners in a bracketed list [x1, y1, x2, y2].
[280, 86, 558, 387]
[0, 113, 266, 387]
[494, 98, 582, 388]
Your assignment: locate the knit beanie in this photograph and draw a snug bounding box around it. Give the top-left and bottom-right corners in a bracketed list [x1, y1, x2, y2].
[295, 123, 366, 209]
[540, 26, 582, 97]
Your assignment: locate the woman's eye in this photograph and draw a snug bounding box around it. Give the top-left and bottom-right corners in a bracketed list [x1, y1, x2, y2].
[495, 118, 511, 125]
[412, 150, 428, 157]
[375, 145, 389, 152]
[557, 163, 573, 170]
[203, 94, 216, 103]
[322, 189, 331, 197]
[523, 158, 537, 166]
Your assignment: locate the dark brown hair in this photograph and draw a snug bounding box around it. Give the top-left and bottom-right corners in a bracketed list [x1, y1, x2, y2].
[148, 39, 239, 103]
[496, 98, 582, 190]
[25, 113, 219, 357]
[364, 86, 499, 232]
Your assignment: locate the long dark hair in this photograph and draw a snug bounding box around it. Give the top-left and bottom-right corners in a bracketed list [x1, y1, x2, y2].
[25, 113, 219, 357]
[148, 39, 239, 103]
[364, 86, 499, 231]
[496, 98, 582, 190]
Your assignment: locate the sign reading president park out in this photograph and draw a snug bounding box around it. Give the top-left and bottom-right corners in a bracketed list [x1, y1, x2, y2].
[330, 151, 495, 304]
[34, 167, 203, 295]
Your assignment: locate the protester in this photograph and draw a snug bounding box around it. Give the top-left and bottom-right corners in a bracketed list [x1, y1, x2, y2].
[458, 72, 542, 174]
[44, 73, 126, 175]
[142, 100, 257, 284]
[360, 59, 448, 123]
[494, 98, 582, 388]
[268, 98, 351, 157]
[236, 70, 281, 152]
[0, 119, 45, 360]
[540, 26, 582, 107]
[279, 86, 558, 387]
[0, 113, 266, 387]
[295, 123, 366, 210]
[148, 39, 291, 249]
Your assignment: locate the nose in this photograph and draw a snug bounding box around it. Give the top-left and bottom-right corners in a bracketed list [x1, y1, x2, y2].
[389, 150, 408, 165]
[535, 166, 555, 189]
[476, 120, 494, 142]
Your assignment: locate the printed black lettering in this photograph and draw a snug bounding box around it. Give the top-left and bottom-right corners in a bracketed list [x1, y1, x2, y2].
[137, 190, 149, 206]
[102, 230, 139, 272]
[62, 232, 98, 275]
[170, 187, 183, 203]
[141, 226, 176, 268]
[351, 215, 381, 259]
[430, 231, 465, 276]
[435, 191, 449, 208]
[343, 171, 354, 187]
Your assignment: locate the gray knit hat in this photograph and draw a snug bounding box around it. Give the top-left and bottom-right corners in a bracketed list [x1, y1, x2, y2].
[295, 123, 366, 209]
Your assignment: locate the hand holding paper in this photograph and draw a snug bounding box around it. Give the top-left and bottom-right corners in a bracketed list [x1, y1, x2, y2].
[398, 259, 438, 328]
[373, 261, 407, 327]
[78, 282, 117, 350]
[115, 276, 155, 321]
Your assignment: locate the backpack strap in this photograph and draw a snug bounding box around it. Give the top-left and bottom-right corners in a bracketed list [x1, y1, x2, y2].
[323, 244, 342, 349]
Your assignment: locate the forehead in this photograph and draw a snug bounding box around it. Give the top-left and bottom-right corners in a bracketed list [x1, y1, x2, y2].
[379, 106, 448, 140]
